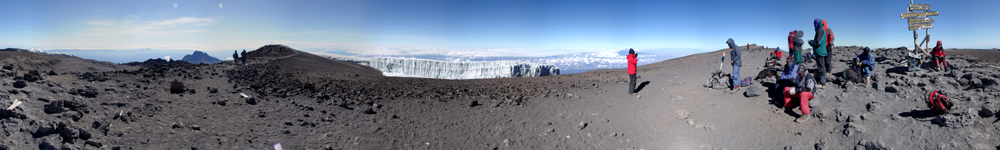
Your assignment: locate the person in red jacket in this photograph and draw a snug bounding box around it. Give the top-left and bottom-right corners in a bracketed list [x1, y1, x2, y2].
[627, 48, 638, 94]
[931, 40, 947, 71]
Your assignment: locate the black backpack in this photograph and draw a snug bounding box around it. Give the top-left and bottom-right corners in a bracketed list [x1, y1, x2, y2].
[928, 91, 953, 114]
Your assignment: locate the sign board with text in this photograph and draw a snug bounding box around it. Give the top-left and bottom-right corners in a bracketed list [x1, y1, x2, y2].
[900, 4, 938, 30]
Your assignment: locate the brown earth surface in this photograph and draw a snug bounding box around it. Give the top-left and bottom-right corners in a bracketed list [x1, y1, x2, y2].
[0, 45, 998, 149]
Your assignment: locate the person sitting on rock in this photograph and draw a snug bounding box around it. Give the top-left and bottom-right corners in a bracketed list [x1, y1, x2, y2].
[852, 47, 876, 84]
[931, 40, 947, 71]
[783, 67, 816, 123]
[778, 56, 799, 87]
[769, 47, 783, 61]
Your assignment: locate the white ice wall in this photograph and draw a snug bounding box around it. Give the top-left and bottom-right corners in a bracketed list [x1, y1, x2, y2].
[316, 54, 559, 79]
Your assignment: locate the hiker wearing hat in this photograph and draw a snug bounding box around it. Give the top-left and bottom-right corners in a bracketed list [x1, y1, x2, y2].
[789, 30, 805, 64]
[769, 47, 783, 61]
[808, 18, 829, 88]
[853, 47, 876, 84]
[784, 67, 817, 123]
[931, 40, 947, 71]
[626, 48, 638, 94]
[726, 38, 742, 92]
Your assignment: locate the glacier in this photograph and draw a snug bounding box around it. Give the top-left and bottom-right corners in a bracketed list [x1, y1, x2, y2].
[313, 53, 560, 79]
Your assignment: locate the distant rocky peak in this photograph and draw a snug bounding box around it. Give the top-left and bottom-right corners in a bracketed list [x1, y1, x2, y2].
[181, 51, 222, 64]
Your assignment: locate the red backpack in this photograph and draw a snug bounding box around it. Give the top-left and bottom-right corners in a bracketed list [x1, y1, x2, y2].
[824, 21, 834, 47]
[928, 91, 953, 114]
[788, 31, 795, 51]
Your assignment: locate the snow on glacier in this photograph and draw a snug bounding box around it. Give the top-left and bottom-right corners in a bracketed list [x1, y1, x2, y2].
[313, 52, 559, 79]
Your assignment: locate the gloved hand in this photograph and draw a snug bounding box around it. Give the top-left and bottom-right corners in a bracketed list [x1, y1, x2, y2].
[788, 87, 797, 95]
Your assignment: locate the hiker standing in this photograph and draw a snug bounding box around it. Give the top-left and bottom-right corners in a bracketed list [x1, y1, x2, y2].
[790, 30, 805, 64]
[727, 38, 742, 91]
[784, 67, 816, 123]
[808, 18, 829, 87]
[824, 23, 835, 74]
[931, 40, 947, 71]
[233, 50, 239, 65]
[241, 49, 248, 65]
[627, 48, 638, 94]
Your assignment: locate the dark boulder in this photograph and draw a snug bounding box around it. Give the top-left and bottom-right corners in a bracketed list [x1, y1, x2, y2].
[170, 80, 185, 94]
[22, 74, 38, 82]
[12, 80, 26, 88]
[1, 64, 12, 70]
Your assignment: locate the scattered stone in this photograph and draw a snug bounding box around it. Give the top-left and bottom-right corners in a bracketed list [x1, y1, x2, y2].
[71, 87, 99, 98]
[245, 97, 257, 105]
[1, 64, 12, 70]
[208, 87, 218, 93]
[12, 80, 26, 88]
[675, 109, 690, 120]
[38, 140, 57, 150]
[172, 122, 184, 129]
[469, 100, 480, 107]
[686, 119, 695, 125]
[843, 123, 865, 136]
[170, 80, 185, 94]
[23, 73, 39, 82]
[814, 140, 826, 150]
[47, 70, 57, 76]
[980, 105, 997, 118]
[866, 101, 883, 112]
[577, 122, 587, 130]
[745, 86, 762, 97]
[858, 140, 891, 150]
[933, 111, 975, 128]
[191, 125, 200, 130]
[43, 101, 65, 114]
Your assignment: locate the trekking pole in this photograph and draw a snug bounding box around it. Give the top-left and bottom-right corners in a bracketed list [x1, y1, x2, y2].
[720, 53, 725, 70]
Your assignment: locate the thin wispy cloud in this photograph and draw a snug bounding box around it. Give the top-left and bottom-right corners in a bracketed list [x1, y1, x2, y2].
[82, 17, 216, 36]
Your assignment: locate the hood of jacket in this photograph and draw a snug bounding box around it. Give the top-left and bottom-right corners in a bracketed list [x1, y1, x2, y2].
[814, 18, 822, 29]
[726, 38, 737, 50]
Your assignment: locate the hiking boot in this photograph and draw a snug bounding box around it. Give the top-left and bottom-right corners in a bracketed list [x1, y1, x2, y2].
[795, 115, 811, 123]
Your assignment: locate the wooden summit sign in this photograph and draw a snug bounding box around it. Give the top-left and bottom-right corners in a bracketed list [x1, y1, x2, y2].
[900, 1, 939, 56]
[901, 4, 938, 30]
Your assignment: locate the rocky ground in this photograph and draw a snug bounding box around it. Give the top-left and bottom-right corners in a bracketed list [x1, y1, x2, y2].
[0, 45, 998, 149]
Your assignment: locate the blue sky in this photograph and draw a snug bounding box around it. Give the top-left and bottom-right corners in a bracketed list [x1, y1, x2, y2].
[1, 0, 997, 62]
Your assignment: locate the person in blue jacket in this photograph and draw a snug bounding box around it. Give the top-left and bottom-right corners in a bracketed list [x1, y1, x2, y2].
[727, 38, 741, 91]
[853, 47, 876, 84]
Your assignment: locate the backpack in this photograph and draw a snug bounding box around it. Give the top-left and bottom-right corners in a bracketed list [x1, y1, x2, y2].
[928, 91, 953, 114]
[826, 28, 834, 48]
[842, 67, 864, 83]
[788, 31, 795, 51]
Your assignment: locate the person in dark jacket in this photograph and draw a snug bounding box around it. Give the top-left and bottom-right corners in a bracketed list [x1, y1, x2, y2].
[727, 38, 742, 91]
[784, 67, 816, 123]
[789, 30, 805, 64]
[233, 50, 239, 65]
[241, 49, 248, 65]
[931, 40, 947, 71]
[808, 18, 829, 87]
[627, 48, 638, 94]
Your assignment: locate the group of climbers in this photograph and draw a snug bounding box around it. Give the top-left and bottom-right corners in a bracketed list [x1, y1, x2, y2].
[622, 18, 953, 123]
